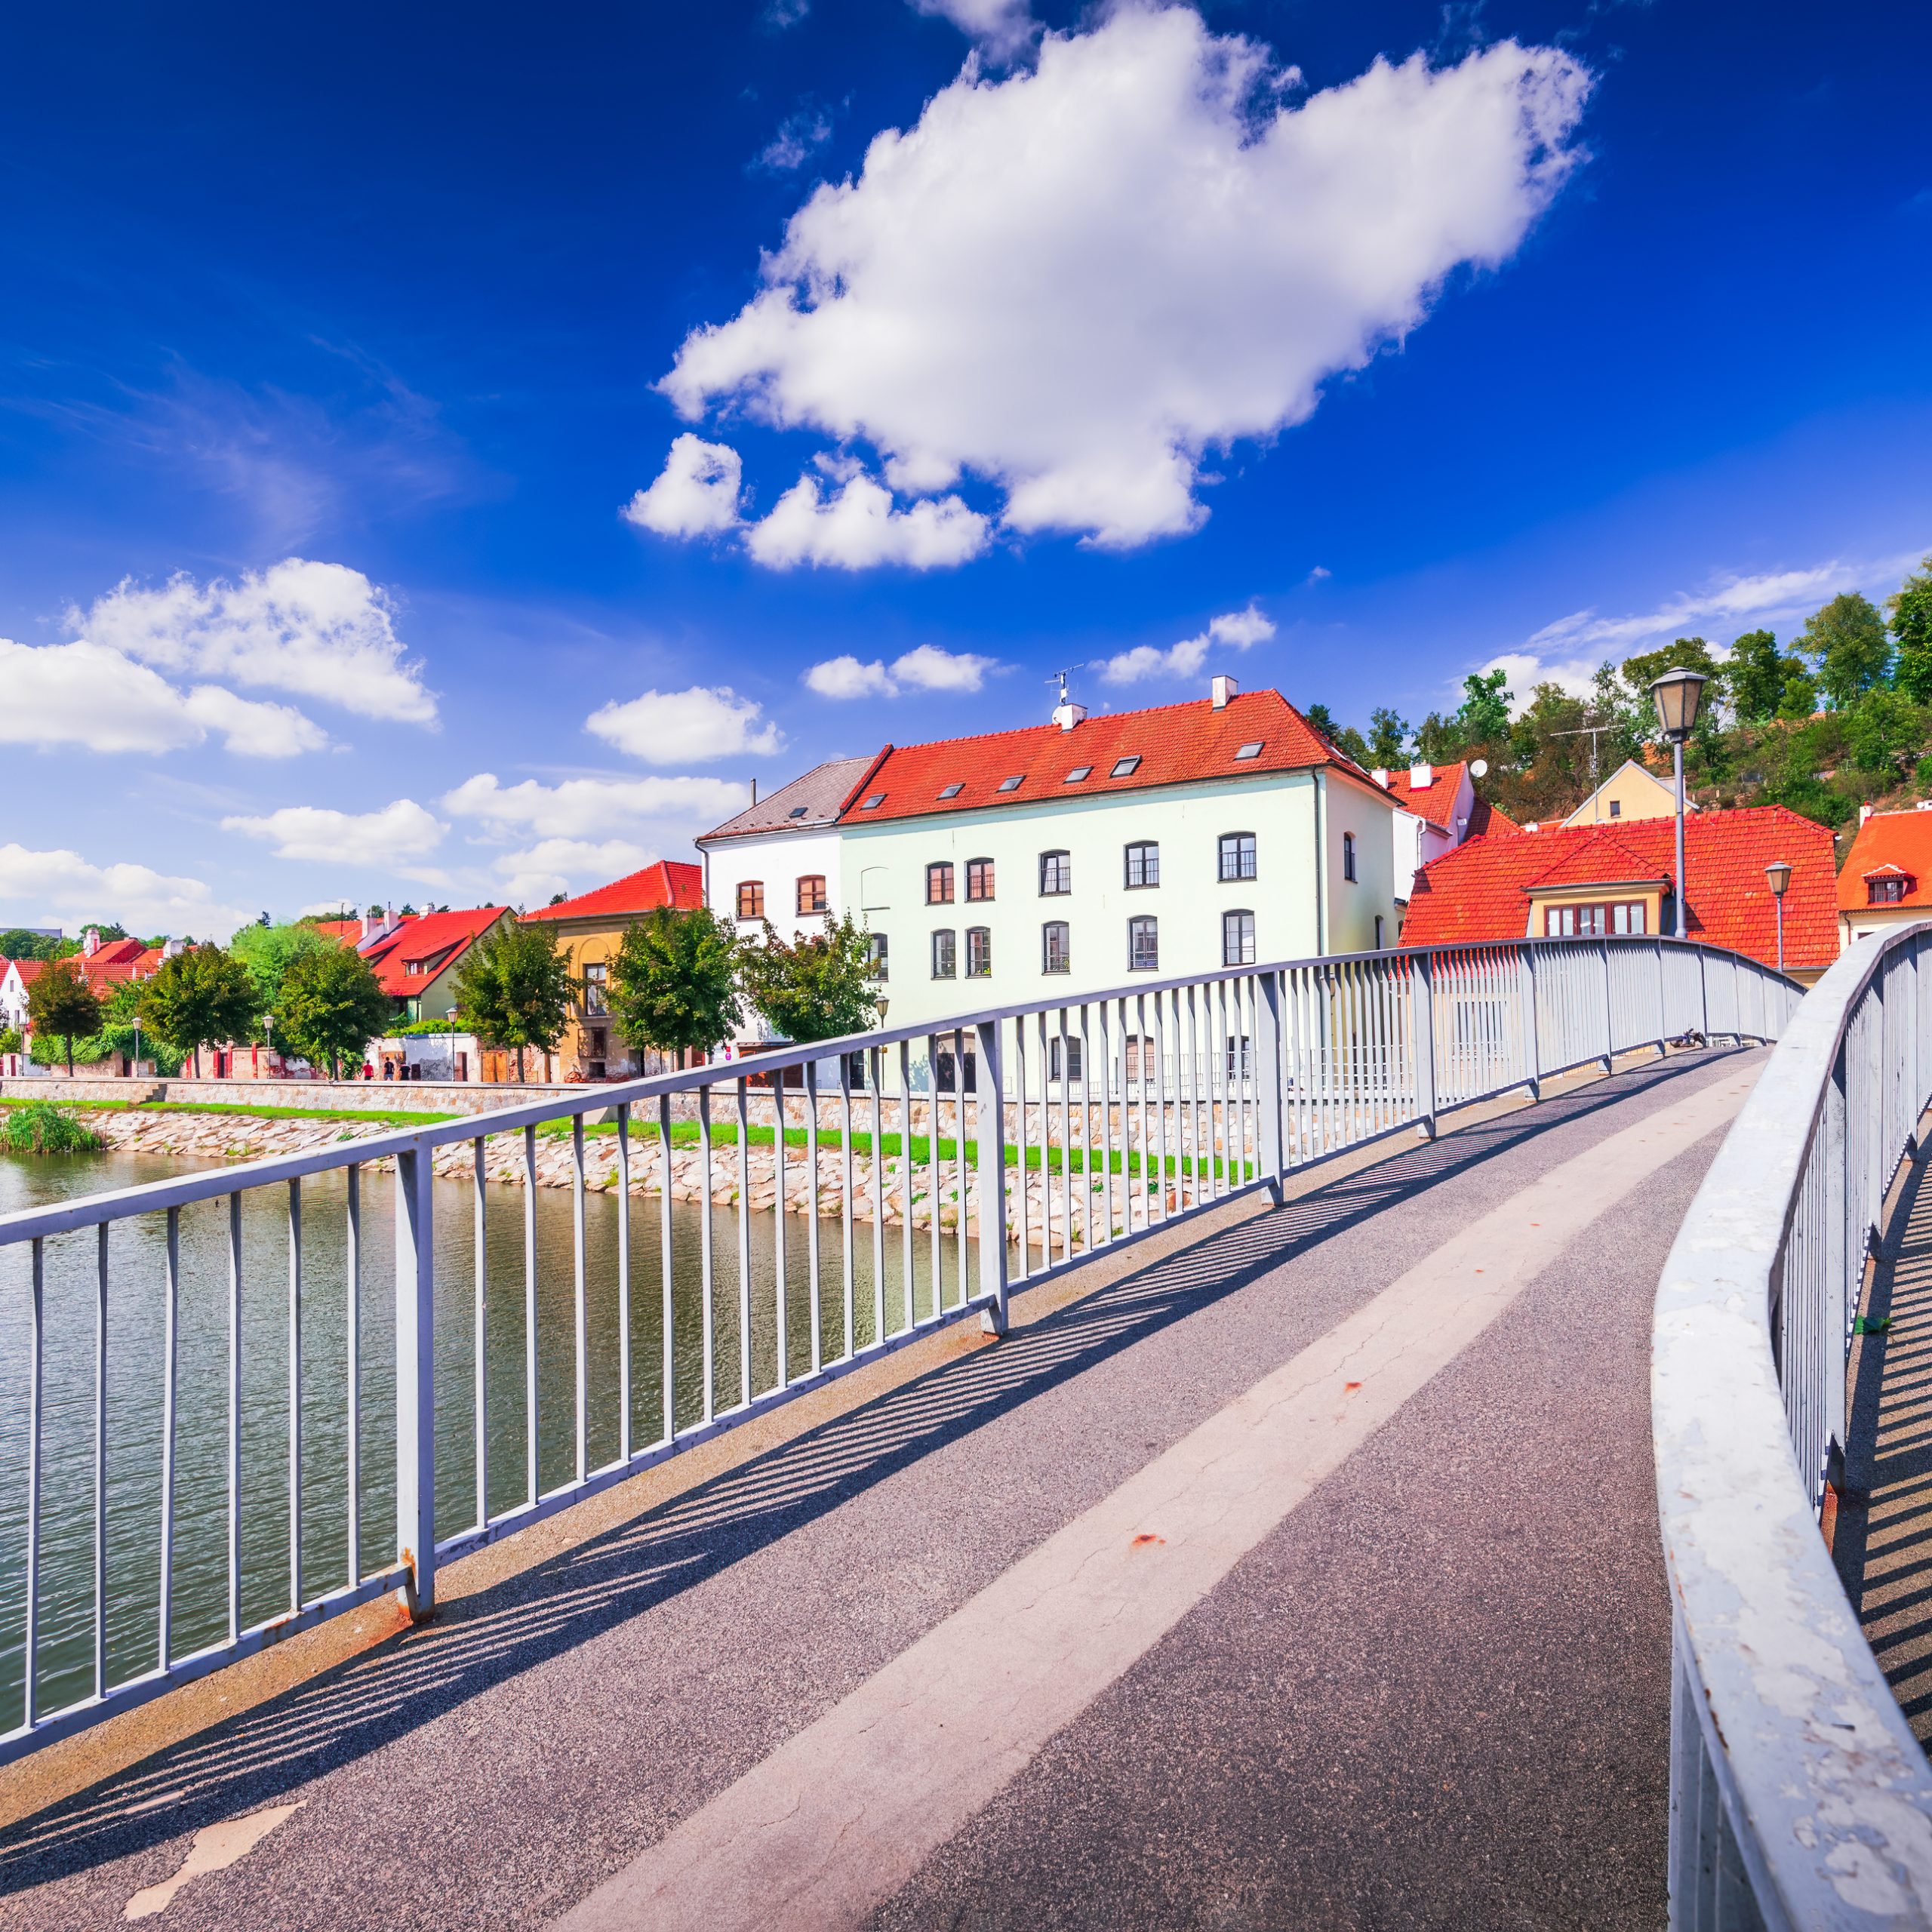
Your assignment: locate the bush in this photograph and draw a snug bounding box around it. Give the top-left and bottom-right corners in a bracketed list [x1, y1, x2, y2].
[2, 1100, 105, 1154]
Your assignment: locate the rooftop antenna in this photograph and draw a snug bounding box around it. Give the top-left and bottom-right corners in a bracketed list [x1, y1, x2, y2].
[1046, 667, 1077, 706]
[1552, 718, 1618, 822]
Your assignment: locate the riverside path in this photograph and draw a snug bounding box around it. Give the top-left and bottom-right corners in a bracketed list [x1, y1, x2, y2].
[0, 1046, 1761, 1930]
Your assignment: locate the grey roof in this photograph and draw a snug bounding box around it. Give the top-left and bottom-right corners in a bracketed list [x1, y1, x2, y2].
[696, 755, 878, 844]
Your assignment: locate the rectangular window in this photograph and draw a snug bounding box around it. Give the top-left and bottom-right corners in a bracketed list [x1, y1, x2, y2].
[966, 927, 992, 977]
[997, 774, 1023, 792]
[938, 783, 963, 799]
[860, 794, 885, 811]
[796, 874, 828, 915]
[1218, 832, 1257, 881]
[1226, 1035, 1252, 1080]
[931, 928, 957, 977]
[1233, 741, 1263, 761]
[1042, 920, 1070, 974]
[1110, 755, 1141, 777]
[1065, 765, 1092, 783]
[1609, 799, 1623, 819]
[1121, 1034, 1149, 1084]
[1124, 841, 1159, 889]
[1038, 850, 1072, 895]
[1222, 909, 1255, 967]
[1870, 878, 1908, 905]
[1374, 915, 1386, 950]
[1543, 901, 1647, 937]
[927, 861, 955, 904]
[1128, 915, 1158, 971]
[1048, 1036, 1084, 1084]
[867, 933, 888, 980]
[583, 961, 608, 1015]
[935, 1047, 977, 1093]
[967, 858, 995, 901]
[1343, 832, 1357, 883]
[736, 880, 764, 920]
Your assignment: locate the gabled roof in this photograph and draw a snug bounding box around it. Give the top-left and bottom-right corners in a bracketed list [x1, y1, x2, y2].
[1465, 796, 1521, 839]
[352, 906, 506, 998]
[521, 860, 704, 924]
[1380, 761, 1468, 832]
[82, 936, 148, 965]
[1562, 757, 1692, 826]
[1839, 811, 1932, 912]
[832, 689, 1387, 827]
[1401, 805, 1836, 971]
[697, 756, 879, 845]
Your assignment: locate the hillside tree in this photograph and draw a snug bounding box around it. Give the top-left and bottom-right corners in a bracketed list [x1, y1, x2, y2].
[1804, 592, 1891, 707]
[1890, 558, 1932, 703]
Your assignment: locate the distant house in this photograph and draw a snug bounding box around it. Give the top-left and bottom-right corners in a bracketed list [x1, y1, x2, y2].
[1837, 806, 1932, 952]
[1372, 759, 1518, 915]
[521, 861, 705, 1078]
[1562, 756, 1694, 829]
[349, 906, 512, 1026]
[1401, 804, 1835, 982]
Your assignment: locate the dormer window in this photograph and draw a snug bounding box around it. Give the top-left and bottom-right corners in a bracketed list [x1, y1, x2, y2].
[1110, 755, 1141, 777]
[1233, 742, 1263, 761]
[997, 774, 1023, 792]
[1869, 874, 1912, 905]
[1065, 765, 1092, 783]
[938, 783, 963, 799]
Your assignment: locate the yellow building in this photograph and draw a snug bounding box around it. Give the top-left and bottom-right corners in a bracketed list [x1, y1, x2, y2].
[1562, 757, 1694, 828]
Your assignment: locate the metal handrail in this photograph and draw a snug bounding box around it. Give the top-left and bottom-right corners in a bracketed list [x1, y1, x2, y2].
[0, 931, 1796, 1767]
[1655, 923, 1932, 1930]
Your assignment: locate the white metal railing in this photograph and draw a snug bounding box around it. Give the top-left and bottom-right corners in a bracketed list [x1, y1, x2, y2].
[0, 933, 1795, 1767]
[1656, 923, 1932, 1930]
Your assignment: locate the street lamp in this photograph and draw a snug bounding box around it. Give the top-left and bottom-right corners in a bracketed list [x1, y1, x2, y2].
[1649, 668, 1709, 940]
[1766, 859, 1792, 977]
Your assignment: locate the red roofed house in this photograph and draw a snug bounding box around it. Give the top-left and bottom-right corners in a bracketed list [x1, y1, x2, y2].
[1838, 806, 1932, 953]
[1401, 804, 1835, 983]
[1372, 759, 1521, 918]
[522, 860, 706, 1078]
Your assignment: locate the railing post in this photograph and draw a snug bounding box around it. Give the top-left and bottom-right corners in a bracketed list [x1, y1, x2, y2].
[1654, 937, 1669, 1057]
[1601, 938, 1615, 1072]
[974, 1019, 1010, 1337]
[1411, 950, 1438, 1140]
[1254, 971, 1288, 1201]
[1697, 946, 1710, 1045]
[395, 1142, 436, 1615]
[1519, 945, 1542, 1101]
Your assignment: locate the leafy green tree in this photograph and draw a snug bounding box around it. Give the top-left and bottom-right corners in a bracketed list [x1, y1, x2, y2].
[0, 1026, 20, 1057]
[26, 959, 103, 1075]
[1890, 558, 1932, 703]
[1727, 630, 1807, 724]
[0, 929, 72, 963]
[451, 915, 573, 1081]
[1303, 704, 1371, 764]
[1804, 591, 1890, 707]
[1366, 707, 1411, 768]
[229, 920, 337, 1040]
[606, 905, 744, 1060]
[740, 912, 879, 1044]
[140, 944, 259, 1077]
[1455, 668, 1512, 742]
[277, 943, 392, 1078]
[1843, 688, 1927, 782]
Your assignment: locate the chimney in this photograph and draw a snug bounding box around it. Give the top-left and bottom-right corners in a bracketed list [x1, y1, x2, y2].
[1860, 804, 1875, 824]
[1371, 768, 1389, 789]
[750, 778, 758, 806]
[1211, 674, 1237, 710]
[82, 927, 100, 958]
[361, 910, 374, 942]
[1053, 697, 1088, 731]
[1409, 761, 1432, 789]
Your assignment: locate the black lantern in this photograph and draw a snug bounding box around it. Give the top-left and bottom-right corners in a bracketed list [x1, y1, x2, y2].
[1649, 668, 1709, 744]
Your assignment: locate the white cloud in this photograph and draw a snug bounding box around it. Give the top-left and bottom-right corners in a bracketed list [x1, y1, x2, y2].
[222, 798, 447, 866]
[620, 434, 745, 537]
[758, 106, 835, 172]
[0, 844, 249, 940]
[804, 642, 996, 698]
[743, 472, 989, 570]
[585, 685, 783, 763]
[663, 11, 1589, 552]
[493, 838, 656, 906]
[78, 557, 435, 724]
[1469, 649, 1598, 711]
[0, 637, 327, 757]
[442, 772, 748, 841]
[909, 0, 1037, 57]
[1100, 602, 1276, 685]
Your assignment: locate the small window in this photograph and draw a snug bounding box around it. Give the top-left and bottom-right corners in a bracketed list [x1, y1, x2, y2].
[1128, 915, 1159, 971]
[583, 961, 609, 1015]
[1042, 920, 1071, 974]
[866, 933, 889, 980]
[1110, 755, 1141, 777]
[935, 1047, 977, 1093]
[1343, 831, 1357, 883]
[997, 774, 1023, 792]
[737, 880, 764, 920]
[966, 926, 992, 977]
[1124, 841, 1160, 889]
[1871, 877, 1909, 906]
[927, 861, 955, 905]
[1048, 1036, 1084, 1084]
[1222, 909, 1255, 967]
[938, 783, 963, 799]
[967, 858, 995, 902]
[1374, 915, 1386, 950]
[1608, 799, 1622, 819]
[1121, 1034, 1151, 1084]
[1225, 1035, 1252, 1080]
[860, 794, 885, 811]
[1039, 850, 1072, 895]
[796, 874, 828, 915]
[1065, 765, 1092, 783]
[1218, 832, 1257, 881]
[1233, 741, 1263, 761]
[931, 928, 957, 977]
[788, 804, 809, 819]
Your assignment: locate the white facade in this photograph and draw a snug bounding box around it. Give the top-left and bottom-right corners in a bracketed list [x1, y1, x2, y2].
[704, 826, 847, 948]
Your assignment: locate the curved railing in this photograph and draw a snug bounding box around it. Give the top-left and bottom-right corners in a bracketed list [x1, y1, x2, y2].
[1656, 924, 1932, 1930]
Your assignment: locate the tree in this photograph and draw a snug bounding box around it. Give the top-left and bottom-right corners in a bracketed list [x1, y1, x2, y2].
[451, 916, 573, 1081]
[606, 905, 743, 1060]
[740, 912, 879, 1044]
[1620, 637, 1724, 727]
[27, 960, 102, 1075]
[1890, 557, 1932, 703]
[277, 943, 392, 1078]
[1303, 703, 1369, 764]
[1727, 630, 1804, 724]
[1804, 591, 1890, 707]
[229, 920, 337, 1038]
[1366, 706, 1411, 768]
[1455, 668, 1512, 743]
[140, 944, 259, 1077]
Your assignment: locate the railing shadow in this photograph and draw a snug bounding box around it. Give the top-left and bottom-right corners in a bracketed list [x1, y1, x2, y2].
[0, 1048, 1748, 1894]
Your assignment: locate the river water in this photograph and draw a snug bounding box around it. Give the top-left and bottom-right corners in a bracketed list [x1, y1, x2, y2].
[0, 1148, 966, 1729]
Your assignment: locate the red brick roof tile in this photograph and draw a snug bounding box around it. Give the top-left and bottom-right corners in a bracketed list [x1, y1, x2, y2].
[355, 907, 507, 998]
[521, 860, 704, 924]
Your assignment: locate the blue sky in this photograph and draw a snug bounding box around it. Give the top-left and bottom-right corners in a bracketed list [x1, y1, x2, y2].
[2, 0, 1927, 936]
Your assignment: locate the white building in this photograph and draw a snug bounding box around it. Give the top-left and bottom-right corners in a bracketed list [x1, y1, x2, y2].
[821, 678, 1398, 1037]
[1374, 759, 1518, 921]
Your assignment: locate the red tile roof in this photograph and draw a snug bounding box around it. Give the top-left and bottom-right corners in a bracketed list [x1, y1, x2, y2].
[834, 689, 1386, 826]
[1380, 761, 1521, 840]
[81, 936, 148, 965]
[521, 860, 704, 924]
[1401, 805, 1835, 972]
[1466, 795, 1521, 838]
[355, 907, 507, 998]
[1838, 811, 1932, 912]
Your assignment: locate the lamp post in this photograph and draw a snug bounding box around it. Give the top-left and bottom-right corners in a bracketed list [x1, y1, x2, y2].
[1649, 668, 1709, 940]
[1766, 859, 1792, 977]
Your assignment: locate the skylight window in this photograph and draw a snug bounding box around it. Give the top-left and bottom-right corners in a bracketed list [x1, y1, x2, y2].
[1065, 766, 1092, 783]
[1110, 755, 1142, 777]
[860, 794, 885, 811]
[788, 805, 809, 818]
[938, 783, 964, 799]
[997, 774, 1024, 792]
[1233, 741, 1263, 761]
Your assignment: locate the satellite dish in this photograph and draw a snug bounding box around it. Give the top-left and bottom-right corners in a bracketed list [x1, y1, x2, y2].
[1469, 758, 1489, 778]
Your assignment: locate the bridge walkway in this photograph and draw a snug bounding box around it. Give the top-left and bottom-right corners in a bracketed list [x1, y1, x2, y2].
[0, 1048, 1761, 1930]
